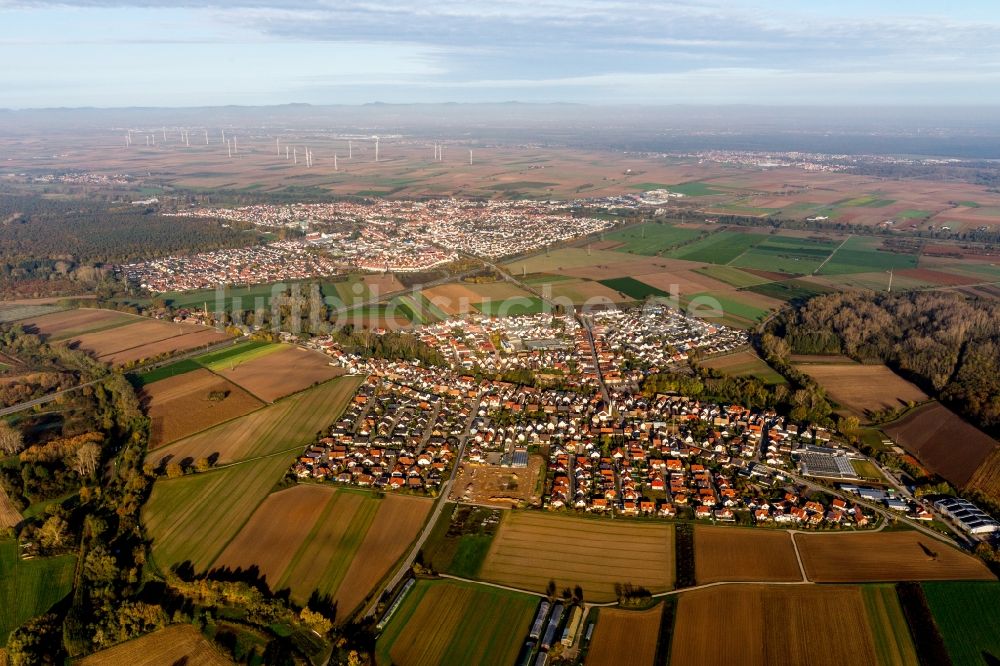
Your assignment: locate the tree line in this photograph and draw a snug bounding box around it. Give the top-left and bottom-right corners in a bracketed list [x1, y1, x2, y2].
[767, 290, 1000, 435]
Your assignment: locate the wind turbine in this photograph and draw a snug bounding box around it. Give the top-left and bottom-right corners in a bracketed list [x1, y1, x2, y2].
[204, 129, 209, 145]
[373, 135, 380, 162]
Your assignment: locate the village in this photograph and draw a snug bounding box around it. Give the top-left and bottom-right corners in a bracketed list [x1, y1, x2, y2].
[173, 198, 616, 259]
[286, 309, 950, 532]
[120, 198, 620, 291]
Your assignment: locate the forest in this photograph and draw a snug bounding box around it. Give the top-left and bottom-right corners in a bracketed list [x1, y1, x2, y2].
[768, 290, 1000, 435]
[0, 193, 260, 297]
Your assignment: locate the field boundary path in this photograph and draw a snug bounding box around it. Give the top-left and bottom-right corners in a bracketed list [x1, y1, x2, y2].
[813, 234, 852, 275]
[788, 531, 809, 582]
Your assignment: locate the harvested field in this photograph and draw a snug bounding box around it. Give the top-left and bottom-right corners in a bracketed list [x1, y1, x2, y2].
[76, 624, 233, 666]
[213, 485, 334, 589]
[700, 350, 785, 385]
[216, 487, 430, 617]
[333, 494, 432, 617]
[795, 531, 995, 582]
[546, 279, 631, 306]
[19, 307, 136, 340]
[66, 318, 193, 356]
[862, 585, 919, 666]
[693, 526, 801, 584]
[479, 512, 674, 602]
[215, 345, 343, 402]
[670, 584, 878, 666]
[147, 375, 362, 463]
[376, 579, 537, 666]
[795, 361, 929, 417]
[895, 268, 979, 286]
[503, 248, 632, 275]
[586, 606, 662, 666]
[629, 268, 733, 297]
[101, 324, 229, 365]
[142, 368, 264, 446]
[0, 489, 19, 530]
[275, 490, 375, 605]
[143, 451, 297, 571]
[101, 328, 230, 366]
[883, 401, 999, 489]
[967, 448, 1000, 505]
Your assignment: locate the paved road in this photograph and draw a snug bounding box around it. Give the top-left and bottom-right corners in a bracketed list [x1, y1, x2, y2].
[0, 379, 103, 417]
[363, 393, 480, 620]
[757, 462, 963, 548]
[0, 333, 242, 419]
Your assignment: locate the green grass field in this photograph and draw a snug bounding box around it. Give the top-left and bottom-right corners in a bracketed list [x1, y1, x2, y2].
[731, 236, 839, 274]
[322, 276, 374, 306]
[841, 196, 896, 208]
[599, 277, 669, 300]
[447, 535, 494, 578]
[375, 579, 538, 666]
[161, 282, 294, 312]
[132, 358, 202, 386]
[133, 341, 278, 386]
[0, 539, 76, 642]
[700, 352, 787, 385]
[668, 232, 768, 264]
[818, 237, 919, 275]
[694, 265, 772, 288]
[689, 292, 770, 321]
[194, 341, 281, 371]
[474, 297, 547, 316]
[898, 209, 933, 220]
[746, 279, 832, 302]
[850, 459, 886, 481]
[923, 581, 1000, 666]
[861, 585, 919, 666]
[604, 223, 703, 255]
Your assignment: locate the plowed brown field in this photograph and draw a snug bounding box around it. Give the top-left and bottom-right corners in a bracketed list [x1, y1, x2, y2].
[694, 526, 802, 584]
[479, 512, 674, 602]
[795, 531, 995, 582]
[215, 345, 343, 402]
[142, 369, 263, 446]
[670, 585, 878, 666]
[586, 606, 662, 666]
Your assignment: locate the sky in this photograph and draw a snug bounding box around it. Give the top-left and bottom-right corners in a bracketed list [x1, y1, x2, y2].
[1, 0, 999, 108]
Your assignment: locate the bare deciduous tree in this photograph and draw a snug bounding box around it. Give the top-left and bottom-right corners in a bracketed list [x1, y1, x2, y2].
[0, 422, 24, 456]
